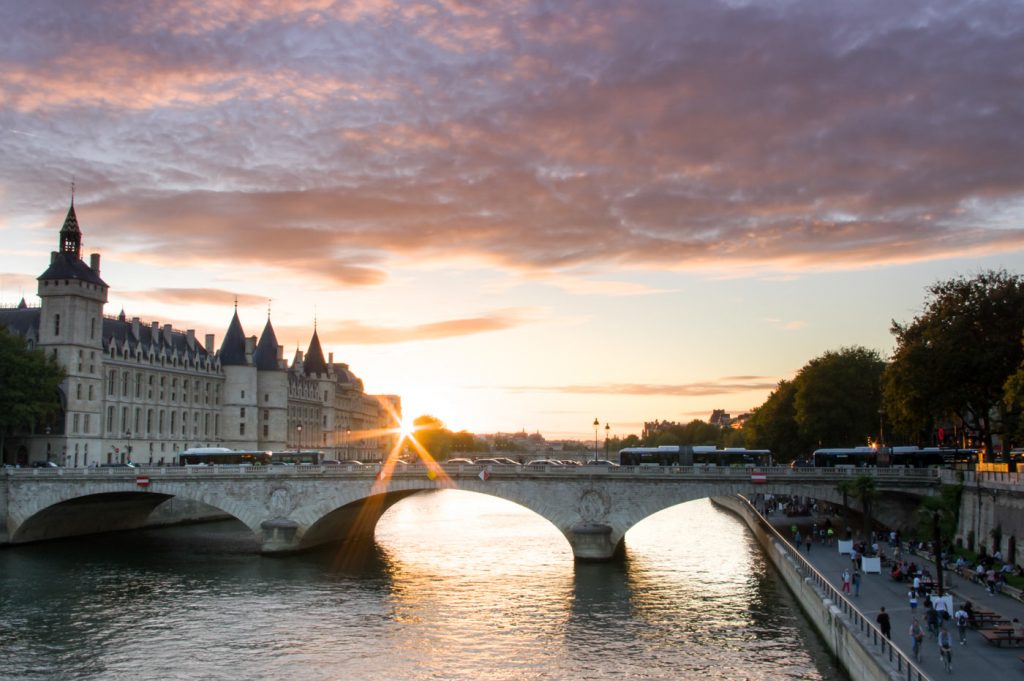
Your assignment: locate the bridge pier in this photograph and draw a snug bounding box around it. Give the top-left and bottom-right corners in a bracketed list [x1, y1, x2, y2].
[260, 518, 302, 553]
[568, 522, 620, 561]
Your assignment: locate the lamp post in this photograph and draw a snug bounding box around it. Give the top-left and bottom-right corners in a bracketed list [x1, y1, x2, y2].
[346, 428, 351, 461]
[604, 422, 610, 460]
[45, 425, 51, 463]
[125, 429, 132, 465]
[297, 424, 303, 456]
[593, 418, 599, 462]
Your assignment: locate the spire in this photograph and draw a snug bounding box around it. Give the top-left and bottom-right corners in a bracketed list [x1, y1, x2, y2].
[218, 309, 249, 366]
[253, 317, 282, 371]
[59, 198, 82, 258]
[303, 327, 328, 376]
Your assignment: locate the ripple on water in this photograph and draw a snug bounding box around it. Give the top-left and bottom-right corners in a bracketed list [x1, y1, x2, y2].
[0, 495, 844, 680]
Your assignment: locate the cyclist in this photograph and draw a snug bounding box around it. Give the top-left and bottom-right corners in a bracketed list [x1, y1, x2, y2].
[910, 617, 924, 662]
[937, 624, 953, 672]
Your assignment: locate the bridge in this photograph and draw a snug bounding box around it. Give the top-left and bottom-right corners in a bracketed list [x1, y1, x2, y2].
[1, 464, 941, 560]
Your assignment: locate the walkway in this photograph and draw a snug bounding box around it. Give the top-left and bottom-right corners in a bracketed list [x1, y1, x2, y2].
[772, 512, 1024, 678]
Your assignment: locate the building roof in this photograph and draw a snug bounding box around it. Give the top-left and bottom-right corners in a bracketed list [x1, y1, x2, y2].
[218, 310, 249, 366]
[253, 318, 282, 370]
[0, 306, 41, 337]
[303, 328, 328, 376]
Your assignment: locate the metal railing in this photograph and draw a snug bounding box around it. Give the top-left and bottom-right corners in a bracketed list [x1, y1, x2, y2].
[735, 494, 932, 681]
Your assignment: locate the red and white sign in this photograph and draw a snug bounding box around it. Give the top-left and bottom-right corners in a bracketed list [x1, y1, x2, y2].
[135, 475, 150, 488]
[750, 471, 767, 484]
[479, 470, 490, 481]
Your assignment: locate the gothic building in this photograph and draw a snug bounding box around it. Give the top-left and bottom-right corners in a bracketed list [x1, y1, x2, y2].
[0, 201, 400, 466]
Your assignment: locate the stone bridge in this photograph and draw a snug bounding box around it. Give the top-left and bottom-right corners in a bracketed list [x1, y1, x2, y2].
[1, 464, 942, 560]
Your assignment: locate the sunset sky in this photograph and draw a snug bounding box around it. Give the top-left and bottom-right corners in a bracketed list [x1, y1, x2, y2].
[2, 1, 1023, 440]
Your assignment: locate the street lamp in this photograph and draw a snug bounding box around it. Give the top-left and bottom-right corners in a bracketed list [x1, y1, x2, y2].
[297, 424, 303, 456]
[45, 425, 51, 462]
[125, 429, 132, 465]
[593, 418, 599, 462]
[604, 422, 610, 460]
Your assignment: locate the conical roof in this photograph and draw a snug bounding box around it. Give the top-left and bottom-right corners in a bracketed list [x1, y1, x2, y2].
[219, 310, 248, 366]
[303, 328, 328, 376]
[253, 318, 282, 370]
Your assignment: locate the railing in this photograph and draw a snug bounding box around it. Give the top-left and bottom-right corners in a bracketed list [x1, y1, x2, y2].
[1, 463, 944, 482]
[736, 494, 932, 681]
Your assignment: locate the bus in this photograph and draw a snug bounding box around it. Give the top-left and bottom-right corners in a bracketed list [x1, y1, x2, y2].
[811, 447, 878, 468]
[273, 450, 324, 465]
[177, 448, 273, 466]
[618, 445, 772, 467]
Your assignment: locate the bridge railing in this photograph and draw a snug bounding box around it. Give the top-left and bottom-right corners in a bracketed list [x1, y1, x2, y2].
[1, 463, 944, 482]
[737, 494, 932, 681]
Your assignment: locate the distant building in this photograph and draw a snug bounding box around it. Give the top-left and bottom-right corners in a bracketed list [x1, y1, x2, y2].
[708, 410, 731, 427]
[0, 200, 400, 466]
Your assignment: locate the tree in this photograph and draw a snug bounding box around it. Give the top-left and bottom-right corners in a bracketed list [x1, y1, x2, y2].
[744, 380, 802, 462]
[794, 347, 886, 447]
[0, 326, 66, 461]
[884, 270, 1024, 451]
[852, 475, 879, 539]
[836, 478, 854, 531]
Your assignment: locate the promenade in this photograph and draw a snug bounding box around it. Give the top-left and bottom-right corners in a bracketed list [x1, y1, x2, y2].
[771, 511, 1024, 678]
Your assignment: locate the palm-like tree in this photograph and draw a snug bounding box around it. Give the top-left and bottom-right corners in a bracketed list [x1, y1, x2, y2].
[852, 475, 879, 539]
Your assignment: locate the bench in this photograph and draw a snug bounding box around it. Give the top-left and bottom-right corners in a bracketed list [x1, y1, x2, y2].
[979, 628, 1024, 647]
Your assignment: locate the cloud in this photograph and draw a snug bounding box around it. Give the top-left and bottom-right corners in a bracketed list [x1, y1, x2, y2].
[2, 1, 1023, 283]
[115, 288, 270, 307]
[316, 307, 532, 344]
[505, 376, 781, 396]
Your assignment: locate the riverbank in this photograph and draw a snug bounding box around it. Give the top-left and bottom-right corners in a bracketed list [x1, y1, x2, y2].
[712, 495, 916, 681]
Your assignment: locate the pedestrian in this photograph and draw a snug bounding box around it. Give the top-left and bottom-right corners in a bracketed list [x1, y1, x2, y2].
[876, 607, 891, 639]
[910, 617, 924, 662]
[842, 569, 852, 594]
[852, 570, 861, 597]
[925, 602, 939, 637]
[908, 588, 918, 612]
[953, 605, 969, 645]
[805, 535, 812, 553]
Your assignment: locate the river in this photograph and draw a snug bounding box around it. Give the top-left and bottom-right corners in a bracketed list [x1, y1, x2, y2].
[0, 493, 843, 680]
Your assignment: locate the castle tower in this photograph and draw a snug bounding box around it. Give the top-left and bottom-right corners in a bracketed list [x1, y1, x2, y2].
[218, 307, 258, 449]
[36, 199, 108, 466]
[253, 316, 287, 451]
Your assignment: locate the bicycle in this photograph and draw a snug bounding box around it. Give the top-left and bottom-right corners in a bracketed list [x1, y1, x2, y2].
[939, 644, 952, 672]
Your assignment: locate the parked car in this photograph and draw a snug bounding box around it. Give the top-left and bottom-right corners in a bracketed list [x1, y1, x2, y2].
[585, 459, 619, 467]
[526, 459, 563, 466]
[32, 461, 60, 468]
[322, 459, 342, 465]
[446, 458, 476, 465]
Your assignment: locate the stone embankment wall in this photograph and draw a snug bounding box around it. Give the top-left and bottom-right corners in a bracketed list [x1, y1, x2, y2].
[711, 496, 903, 681]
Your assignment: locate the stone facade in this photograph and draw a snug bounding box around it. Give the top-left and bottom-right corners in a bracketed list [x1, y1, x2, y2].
[0, 202, 400, 466]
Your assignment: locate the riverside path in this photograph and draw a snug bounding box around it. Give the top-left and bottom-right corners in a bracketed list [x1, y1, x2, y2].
[773, 508, 1024, 679]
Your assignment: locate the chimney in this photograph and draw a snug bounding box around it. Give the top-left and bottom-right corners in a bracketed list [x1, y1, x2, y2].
[245, 335, 256, 361]
[278, 346, 284, 361]
[163, 324, 173, 346]
[131, 317, 141, 339]
[329, 352, 334, 364]
[186, 329, 195, 350]
[205, 334, 215, 353]
[152, 321, 160, 343]
[89, 253, 101, 274]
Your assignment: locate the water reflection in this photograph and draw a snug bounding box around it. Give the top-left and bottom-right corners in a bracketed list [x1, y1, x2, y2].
[0, 492, 843, 680]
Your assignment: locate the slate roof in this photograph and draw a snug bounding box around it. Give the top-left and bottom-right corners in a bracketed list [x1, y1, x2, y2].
[253, 319, 282, 370]
[102, 317, 211, 361]
[38, 205, 107, 288]
[0, 307, 41, 337]
[303, 328, 328, 375]
[218, 310, 249, 366]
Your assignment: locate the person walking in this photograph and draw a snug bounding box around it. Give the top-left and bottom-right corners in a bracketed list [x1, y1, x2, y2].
[910, 618, 924, 662]
[842, 569, 852, 594]
[908, 588, 919, 613]
[852, 570, 861, 597]
[876, 607, 891, 639]
[953, 605, 969, 645]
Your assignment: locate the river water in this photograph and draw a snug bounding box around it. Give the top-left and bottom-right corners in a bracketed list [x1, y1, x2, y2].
[0, 493, 842, 680]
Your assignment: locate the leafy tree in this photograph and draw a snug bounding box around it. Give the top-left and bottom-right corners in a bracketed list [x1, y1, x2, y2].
[0, 326, 65, 461]
[885, 270, 1024, 451]
[744, 380, 802, 462]
[794, 347, 886, 447]
[852, 475, 879, 538]
[914, 483, 963, 546]
[745, 347, 884, 461]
